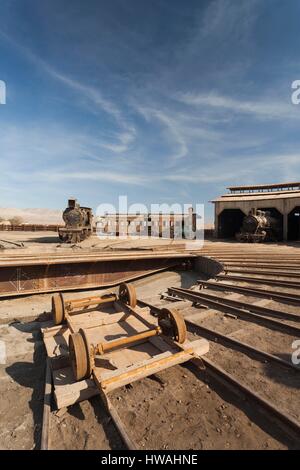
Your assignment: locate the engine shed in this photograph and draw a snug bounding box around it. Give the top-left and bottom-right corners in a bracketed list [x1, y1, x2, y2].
[212, 182, 300, 241]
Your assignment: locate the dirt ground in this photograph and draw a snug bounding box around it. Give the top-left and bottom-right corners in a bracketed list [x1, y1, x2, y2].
[0, 235, 299, 450]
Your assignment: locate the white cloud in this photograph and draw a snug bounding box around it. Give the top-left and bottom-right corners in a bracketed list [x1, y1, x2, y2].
[36, 169, 147, 186]
[178, 91, 297, 121]
[162, 152, 300, 184]
[0, 29, 136, 153]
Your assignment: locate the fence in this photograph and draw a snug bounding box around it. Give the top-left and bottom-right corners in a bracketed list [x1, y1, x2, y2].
[0, 224, 215, 239]
[0, 224, 63, 232]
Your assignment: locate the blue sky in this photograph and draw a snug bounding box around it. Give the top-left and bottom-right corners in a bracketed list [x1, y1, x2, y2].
[1, 0, 300, 222]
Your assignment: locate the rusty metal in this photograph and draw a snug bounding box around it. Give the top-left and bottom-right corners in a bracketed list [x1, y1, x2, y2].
[223, 263, 300, 271]
[137, 298, 300, 438]
[158, 308, 187, 343]
[69, 304, 187, 381]
[236, 208, 282, 243]
[197, 280, 300, 305]
[69, 329, 94, 381]
[119, 282, 137, 308]
[187, 318, 300, 372]
[224, 268, 300, 278]
[52, 283, 138, 325]
[202, 357, 300, 437]
[137, 298, 300, 372]
[59, 198, 93, 243]
[65, 294, 117, 311]
[216, 273, 300, 289]
[170, 286, 300, 322]
[0, 252, 193, 297]
[98, 327, 160, 354]
[52, 293, 65, 325]
[167, 287, 300, 336]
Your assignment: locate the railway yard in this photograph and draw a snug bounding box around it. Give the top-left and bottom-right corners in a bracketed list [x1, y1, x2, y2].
[0, 232, 300, 450]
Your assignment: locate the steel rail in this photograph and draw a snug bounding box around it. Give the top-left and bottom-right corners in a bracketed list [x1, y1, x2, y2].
[167, 287, 300, 336]
[224, 269, 300, 278]
[41, 353, 136, 450]
[169, 286, 300, 323]
[201, 357, 300, 438]
[137, 299, 299, 372]
[211, 258, 300, 263]
[207, 254, 300, 264]
[223, 264, 300, 271]
[216, 274, 300, 289]
[137, 299, 300, 438]
[187, 320, 300, 372]
[197, 280, 300, 305]
[223, 263, 300, 270]
[0, 251, 195, 267]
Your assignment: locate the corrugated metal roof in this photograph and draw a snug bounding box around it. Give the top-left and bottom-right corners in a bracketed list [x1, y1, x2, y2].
[211, 191, 300, 203]
[227, 181, 300, 191]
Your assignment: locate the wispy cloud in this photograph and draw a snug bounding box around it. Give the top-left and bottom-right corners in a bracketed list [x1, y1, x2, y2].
[177, 91, 297, 121]
[0, 28, 136, 153]
[36, 169, 147, 186]
[162, 151, 300, 184]
[1, 1, 300, 215]
[134, 104, 188, 163]
[22, 150, 300, 188]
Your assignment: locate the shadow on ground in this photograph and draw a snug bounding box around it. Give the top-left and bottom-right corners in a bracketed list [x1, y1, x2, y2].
[184, 361, 300, 449]
[5, 321, 46, 449]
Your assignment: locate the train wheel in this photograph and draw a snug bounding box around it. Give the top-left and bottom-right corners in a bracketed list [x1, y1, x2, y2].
[69, 329, 93, 381]
[158, 308, 187, 344]
[118, 283, 137, 308]
[52, 293, 65, 325]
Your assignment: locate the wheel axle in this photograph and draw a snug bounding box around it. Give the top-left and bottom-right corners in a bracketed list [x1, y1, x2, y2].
[52, 282, 137, 325]
[69, 307, 187, 381]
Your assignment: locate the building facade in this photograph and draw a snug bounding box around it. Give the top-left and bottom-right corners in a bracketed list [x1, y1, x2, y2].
[95, 208, 197, 239]
[212, 182, 300, 241]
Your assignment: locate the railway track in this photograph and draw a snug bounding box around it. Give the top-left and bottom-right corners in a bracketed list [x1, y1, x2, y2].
[41, 362, 138, 450]
[197, 280, 300, 305]
[138, 299, 299, 372]
[136, 299, 300, 444]
[166, 287, 300, 335]
[41, 289, 300, 449]
[215, 274, 300, 290]
[223, 269, 300, 278]
[39, 242, 300, 449]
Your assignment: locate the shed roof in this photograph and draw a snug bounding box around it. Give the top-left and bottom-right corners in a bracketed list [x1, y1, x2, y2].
[212, 190, 300, 203]
[227, 182, 300, 192]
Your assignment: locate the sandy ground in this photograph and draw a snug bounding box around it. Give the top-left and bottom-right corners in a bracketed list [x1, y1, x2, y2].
[0, 235, 299, 450]
[0, 231, 202, 255]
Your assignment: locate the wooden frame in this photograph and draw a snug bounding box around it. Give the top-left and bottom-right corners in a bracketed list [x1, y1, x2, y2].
[42, 300, 209, 405]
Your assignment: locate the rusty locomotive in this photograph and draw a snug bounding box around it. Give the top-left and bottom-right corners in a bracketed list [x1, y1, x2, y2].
[236, 208, 281, 243]
[58, 198, 93, 243]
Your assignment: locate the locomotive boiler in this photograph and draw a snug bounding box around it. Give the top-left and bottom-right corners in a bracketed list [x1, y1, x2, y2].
[58, 198, 93, 243]
[236, 208, 281, 243]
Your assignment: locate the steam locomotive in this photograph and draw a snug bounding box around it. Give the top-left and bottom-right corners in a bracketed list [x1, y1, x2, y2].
[58, 198, 93, 243]
[236, 208, 281, 243]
